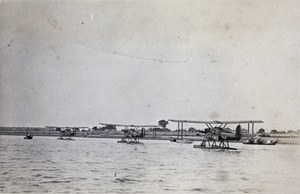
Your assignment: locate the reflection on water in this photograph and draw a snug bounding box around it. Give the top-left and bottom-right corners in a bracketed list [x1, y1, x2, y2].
[0, 136, 299, 193]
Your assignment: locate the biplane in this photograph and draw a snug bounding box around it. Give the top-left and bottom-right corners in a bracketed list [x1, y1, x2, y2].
[45, 126, 89, 140]
[168, 119, 263, 150]
[99, 123, 161, 144]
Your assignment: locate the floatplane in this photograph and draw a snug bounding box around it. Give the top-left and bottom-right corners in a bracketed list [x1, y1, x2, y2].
[45, 126, 89, 140]
[168, 119, 263, 150]
[99, 123, 161, 144]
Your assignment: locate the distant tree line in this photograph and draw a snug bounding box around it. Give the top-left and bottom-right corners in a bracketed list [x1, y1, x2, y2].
[88, 124, 300, 135]
[257, 128, 300, 134]
[91, 125, 116, 131]
[270, 129, 300, 134]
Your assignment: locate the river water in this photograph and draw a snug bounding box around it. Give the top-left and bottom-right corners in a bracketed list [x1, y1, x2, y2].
[0, 135, 299, 194]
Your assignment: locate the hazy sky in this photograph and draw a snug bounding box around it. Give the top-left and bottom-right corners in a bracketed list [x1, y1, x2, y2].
[1, 0, 299, 131]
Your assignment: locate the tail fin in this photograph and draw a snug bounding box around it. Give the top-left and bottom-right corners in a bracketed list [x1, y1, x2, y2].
[141, 128, 145, 137]
[236, 125, 241, 140]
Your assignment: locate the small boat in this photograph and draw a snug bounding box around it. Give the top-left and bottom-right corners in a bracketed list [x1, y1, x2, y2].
[24, 133, 33, 139]
[24, 135, 33, 139]
[253, 138, 264, 144]
[262, 139, 279, 145]
[176, 139, 193, 144]
[117, 139, 127, 143]
[243, 138, 279, 145]
[242, 138, 254, 144]
[170, 137, 177, 142]
[243, 138, 263, 144]
[57, 136, 74, 140]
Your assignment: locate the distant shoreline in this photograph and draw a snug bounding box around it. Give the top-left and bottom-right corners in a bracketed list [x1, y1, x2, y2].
[1, 133, 300, 145]
[1, 126, 300, 145]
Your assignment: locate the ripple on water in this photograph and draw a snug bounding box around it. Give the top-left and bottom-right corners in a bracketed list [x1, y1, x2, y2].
[1, 136, 299, 194]
[114, 176, 141, 184]
[189, 187, 211, 192]
[40, 180, 72, 184]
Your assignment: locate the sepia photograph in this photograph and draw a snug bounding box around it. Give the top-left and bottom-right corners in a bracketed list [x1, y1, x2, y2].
[0, 0, 299, 193]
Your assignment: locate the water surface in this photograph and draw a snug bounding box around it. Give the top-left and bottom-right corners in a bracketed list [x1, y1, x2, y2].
[0, 136, 299, 193]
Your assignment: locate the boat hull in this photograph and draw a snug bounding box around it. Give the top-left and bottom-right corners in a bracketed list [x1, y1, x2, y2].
[176, 139, 193, 144]
[57, 137, 74, 140]
[243, 139, 278, 145]
[117, 140, 127, 143]
[24, 135, 33, 139]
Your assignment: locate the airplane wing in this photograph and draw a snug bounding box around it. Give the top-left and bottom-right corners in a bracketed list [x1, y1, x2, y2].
[168, 120, 263, 124]
[215, 120, 264, 124]
[45, 126, 89, 129]
[99, 123, 160, 128]
[219, 131, 256, 138]
[168, 119, 219, 124]
[99, 123, 127, 127]
[130, 125, 161, 128]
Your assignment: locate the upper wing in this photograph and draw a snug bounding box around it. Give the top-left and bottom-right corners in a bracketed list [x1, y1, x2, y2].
[99, 123, 160, 128]
[45, 126, 89, 129]
[168, 119, 263, 124]
[168, 119, 219, 124]
[215, 120, 264, 124]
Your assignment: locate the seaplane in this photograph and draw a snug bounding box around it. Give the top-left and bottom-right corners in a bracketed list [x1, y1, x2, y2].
[99, 123, 161, 144]
[168, 119, 263, 150]
[45, 126, 89, 140]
